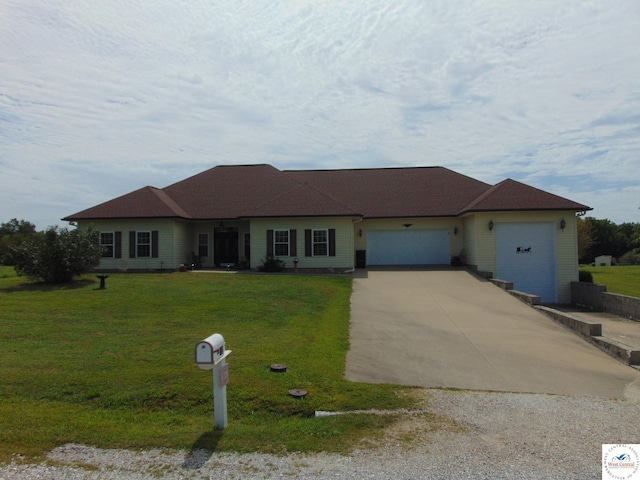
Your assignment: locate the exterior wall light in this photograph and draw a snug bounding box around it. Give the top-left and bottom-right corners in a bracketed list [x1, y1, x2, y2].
[358, 229, 362, 237]
[454, 227, 458, 235]
[560, 219, 566, 231]
[488, 220, 494, 231]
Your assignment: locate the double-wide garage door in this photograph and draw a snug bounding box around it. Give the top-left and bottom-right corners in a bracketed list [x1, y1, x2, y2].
[367, 230, 450, 266]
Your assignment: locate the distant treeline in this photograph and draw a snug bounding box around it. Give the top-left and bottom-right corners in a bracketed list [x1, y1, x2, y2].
[578, 217, 640, 265]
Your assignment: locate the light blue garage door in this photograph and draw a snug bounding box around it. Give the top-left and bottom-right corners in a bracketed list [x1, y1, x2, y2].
[367, 230, 450, 265]
[496, 223, 557, 303]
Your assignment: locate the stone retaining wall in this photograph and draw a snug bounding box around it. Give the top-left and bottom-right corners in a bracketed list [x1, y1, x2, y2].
[571, 281, 640, 321]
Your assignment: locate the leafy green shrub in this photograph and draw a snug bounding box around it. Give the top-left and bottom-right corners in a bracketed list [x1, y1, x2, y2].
[619, 249, 640, 265]
[11, 226, 103, 283]
[258, 256, 285, 272]
[579, 269, 593, 283]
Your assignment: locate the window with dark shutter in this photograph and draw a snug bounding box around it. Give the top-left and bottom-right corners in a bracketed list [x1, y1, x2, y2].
[274, 229, 289, 256]
[136, 231, 151, 258]
[99, 232, 115, 258]
[312, 229, 328, 256]
[304, 228, 335, 256]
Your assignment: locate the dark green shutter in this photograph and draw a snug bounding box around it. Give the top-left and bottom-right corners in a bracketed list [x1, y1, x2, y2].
[305, 229, 312, 256]
[115, 231, 122, 258]
[152, 231, 159, 258]
[290, 229, 297, 257]
[266, 230, 274, 257]
[129, 231, 136, 258]
[329, 229, 336, 256]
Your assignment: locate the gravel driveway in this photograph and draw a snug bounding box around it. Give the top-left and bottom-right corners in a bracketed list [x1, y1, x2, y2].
[3, 389, 639, 479]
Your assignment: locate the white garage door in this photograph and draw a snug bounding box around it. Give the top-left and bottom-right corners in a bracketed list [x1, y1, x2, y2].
[367, 230, 450, 265]
[496, 223, 557, 303]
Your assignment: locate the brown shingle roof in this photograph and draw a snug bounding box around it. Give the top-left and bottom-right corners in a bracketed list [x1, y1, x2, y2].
[461, 179, 590, 213]
[63, 186, 190, 220]
[286, 167, 492, 217]
[245, 182, 360, 217]
[163, 164, 302, 219]
[63, 165, 591, 221]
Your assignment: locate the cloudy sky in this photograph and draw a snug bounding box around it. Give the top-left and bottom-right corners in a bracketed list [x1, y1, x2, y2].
[1, 0, 639, 229]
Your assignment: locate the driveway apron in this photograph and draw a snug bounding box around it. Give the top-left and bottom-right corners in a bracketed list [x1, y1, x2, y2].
[345, 269, 640, 400]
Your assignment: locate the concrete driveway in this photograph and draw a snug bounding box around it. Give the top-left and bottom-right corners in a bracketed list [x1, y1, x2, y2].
[345, 268, 640, 400]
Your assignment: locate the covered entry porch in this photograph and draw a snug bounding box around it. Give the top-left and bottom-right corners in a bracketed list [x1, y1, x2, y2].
[190, 221, 250, 269]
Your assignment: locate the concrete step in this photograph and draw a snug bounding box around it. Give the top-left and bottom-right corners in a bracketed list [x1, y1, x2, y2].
[590, 336, 640, 366]
[488, 278, 541, 305]
[535, 306, 640, 366]
[508, 290, 541, 306]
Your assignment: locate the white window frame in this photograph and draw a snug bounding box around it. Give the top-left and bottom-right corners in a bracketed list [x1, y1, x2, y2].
[100, 231, 115, 258]
[274, 229, 290, 257]
[312, 229, 328, 256]
[136, 231, 151, 258]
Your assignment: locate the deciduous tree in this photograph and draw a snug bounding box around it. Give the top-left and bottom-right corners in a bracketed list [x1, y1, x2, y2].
[0, 218, 38, 265]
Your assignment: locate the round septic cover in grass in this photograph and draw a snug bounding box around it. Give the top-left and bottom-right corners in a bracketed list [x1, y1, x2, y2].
[289, 388, 307, 399]
[270, 364, 288, 372]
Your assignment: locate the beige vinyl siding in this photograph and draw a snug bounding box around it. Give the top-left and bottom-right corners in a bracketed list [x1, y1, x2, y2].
[462, 216, 478, 267]
[250, 217, 354, 270]
[173, 220, 193, 267]
[555, 214, 579, 303]
[80, 219, 185, 271]
[355, 218, 463, 261]
[471, 213, 496, 274]
[467, 211, 578, 303]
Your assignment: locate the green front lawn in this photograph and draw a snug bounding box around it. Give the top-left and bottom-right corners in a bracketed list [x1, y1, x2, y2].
[0, 268, 421, 462]
[580, 265, 640, 298]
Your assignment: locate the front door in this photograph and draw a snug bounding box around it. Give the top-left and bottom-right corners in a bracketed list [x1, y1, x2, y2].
[214, 230, 239, 266]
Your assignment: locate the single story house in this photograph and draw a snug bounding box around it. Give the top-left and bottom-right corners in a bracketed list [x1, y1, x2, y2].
[63, 164, 590, 303]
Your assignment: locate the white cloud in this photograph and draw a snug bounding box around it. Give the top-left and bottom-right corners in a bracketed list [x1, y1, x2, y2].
[0, 0, 639, 228]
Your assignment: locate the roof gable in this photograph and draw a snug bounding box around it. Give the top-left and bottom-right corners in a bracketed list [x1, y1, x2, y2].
[460, 179, 590, 213]
[63, 186, 190, 220]
[162, 164, 302, 219]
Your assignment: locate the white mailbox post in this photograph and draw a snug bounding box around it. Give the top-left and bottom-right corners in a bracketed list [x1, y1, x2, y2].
[195, 333, 232, 429]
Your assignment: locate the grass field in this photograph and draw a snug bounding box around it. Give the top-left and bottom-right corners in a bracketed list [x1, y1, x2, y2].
[579, 265, 640, 298]
[0, 267, 424, 462]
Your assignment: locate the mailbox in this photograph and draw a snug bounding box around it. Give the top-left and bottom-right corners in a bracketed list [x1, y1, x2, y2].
[195, 333, 228, 370]
[195, 332, 232, 429]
